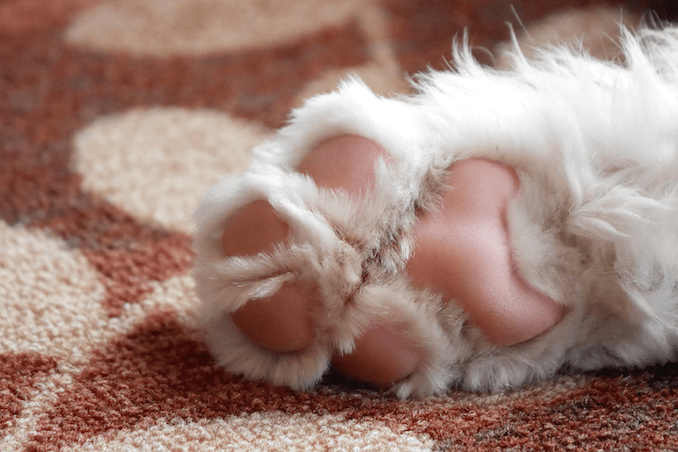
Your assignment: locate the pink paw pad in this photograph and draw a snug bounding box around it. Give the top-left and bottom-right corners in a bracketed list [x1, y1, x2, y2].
[222, 200, 313, 353]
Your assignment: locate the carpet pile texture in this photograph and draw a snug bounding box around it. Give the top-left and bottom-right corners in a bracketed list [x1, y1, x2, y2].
[2, 0, 678, 450]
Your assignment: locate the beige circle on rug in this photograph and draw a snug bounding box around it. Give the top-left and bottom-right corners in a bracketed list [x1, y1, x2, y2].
[0, 222, 113, 361]
[72, 107, 270, 232]
[64, 0, 365, 56]
[144, 275, 200, 323]
[65, 413, 435, 451]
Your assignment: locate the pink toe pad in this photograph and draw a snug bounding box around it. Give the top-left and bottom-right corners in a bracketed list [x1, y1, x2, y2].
[297, 134, 391, 200]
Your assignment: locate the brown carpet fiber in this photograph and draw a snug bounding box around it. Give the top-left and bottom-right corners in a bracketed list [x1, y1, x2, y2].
[2, 0, 678, 450]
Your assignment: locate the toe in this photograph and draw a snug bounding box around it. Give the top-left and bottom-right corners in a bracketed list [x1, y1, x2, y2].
[231, 282, 315, 353]
[222, 199, 289, 258]
[222, 200, 314, 352]
[331, 325, 420, 387]
[297, 134, 390, 200]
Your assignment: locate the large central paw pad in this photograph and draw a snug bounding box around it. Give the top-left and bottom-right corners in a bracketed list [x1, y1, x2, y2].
[405, 158, 564, 347]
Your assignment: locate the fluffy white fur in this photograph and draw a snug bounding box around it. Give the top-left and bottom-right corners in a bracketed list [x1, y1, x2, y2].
[193, 25, 678, 398]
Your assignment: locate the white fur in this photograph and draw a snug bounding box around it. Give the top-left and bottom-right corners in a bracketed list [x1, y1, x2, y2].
[193, 26, 678, 398]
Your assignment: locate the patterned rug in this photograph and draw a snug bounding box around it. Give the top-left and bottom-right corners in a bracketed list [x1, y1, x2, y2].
[2, 0, 678, 450]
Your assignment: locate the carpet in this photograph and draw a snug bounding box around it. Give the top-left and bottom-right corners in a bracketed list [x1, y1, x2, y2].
[2, 0, 678, 450]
